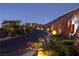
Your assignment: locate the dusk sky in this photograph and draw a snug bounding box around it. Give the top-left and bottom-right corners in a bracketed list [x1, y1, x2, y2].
[0, 3, 79, 25]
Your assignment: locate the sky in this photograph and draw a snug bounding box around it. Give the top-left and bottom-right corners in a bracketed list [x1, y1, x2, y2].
[0, 3, 79, 25]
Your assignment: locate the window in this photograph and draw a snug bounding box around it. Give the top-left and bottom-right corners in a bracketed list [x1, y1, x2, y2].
[47, 28, 50, 31]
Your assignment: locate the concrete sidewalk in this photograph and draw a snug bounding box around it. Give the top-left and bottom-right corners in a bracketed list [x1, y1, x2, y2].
[22, 50, 37, 56]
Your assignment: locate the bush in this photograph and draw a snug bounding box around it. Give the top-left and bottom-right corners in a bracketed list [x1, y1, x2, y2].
[49, 35, 78, 56]
[50, 41, 74, 56]
[0, 28, 8, 38]
[15, 28, 24, 35]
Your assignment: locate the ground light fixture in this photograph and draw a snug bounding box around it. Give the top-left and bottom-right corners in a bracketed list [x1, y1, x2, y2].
[52, 30, 57, 35]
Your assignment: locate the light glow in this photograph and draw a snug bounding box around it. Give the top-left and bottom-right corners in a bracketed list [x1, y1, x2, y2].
[38, 50, 45, 56]
[52, 30, 57, 35]
[47, 28, 49, 31]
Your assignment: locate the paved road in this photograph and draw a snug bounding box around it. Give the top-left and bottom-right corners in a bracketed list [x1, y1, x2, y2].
[0, 50, 37, 56]
[0, 29, 50, 56]
[0, 36, 22, 41]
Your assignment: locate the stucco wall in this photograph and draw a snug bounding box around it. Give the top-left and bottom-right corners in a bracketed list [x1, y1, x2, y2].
[44, 8, 79, 37]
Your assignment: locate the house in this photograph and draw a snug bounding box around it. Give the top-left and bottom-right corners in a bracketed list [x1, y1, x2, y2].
[43, 8, 79, 38]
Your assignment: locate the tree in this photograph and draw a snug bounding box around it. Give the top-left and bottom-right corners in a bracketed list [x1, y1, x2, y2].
[2, 20, 22, 36]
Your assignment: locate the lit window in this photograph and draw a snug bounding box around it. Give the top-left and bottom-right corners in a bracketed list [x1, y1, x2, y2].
[51, 26, 53, 30]
[41, 28, 43, 30]
[47, 28, 49, 31]
[68, 20, 71, 28]
[58, 28, 61, 34]
[37, 27, 40, 29]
